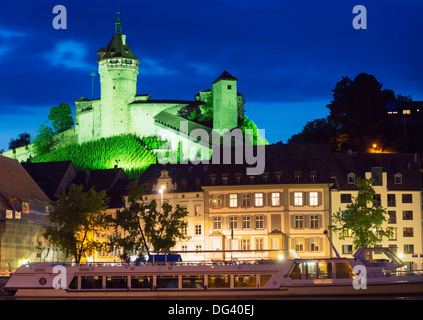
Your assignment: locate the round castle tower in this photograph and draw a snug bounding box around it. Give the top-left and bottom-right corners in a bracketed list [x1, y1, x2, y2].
[96, 14, 139, 138]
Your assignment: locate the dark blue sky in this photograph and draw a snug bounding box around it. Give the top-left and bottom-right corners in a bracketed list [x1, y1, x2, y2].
[1, 0, 423, 151]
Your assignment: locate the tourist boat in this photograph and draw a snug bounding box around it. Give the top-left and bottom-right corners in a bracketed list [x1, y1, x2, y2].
[4, 247, 423, 298]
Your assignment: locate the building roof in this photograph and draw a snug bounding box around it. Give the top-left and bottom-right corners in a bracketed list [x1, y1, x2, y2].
[204, 143, 333, 185]
[72, 167, 128, 194]
[331, 152, 422, 191]
[0, 155, 50, 203]
[21, 161, 76, 199]
[140, 163, 208, 194]
[97, 33, 138, 62]
[212, 71, 238, 84]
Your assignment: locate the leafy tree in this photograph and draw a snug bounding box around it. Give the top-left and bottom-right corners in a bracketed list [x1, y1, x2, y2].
[142, 200, 189, 251]
[108, 180, 150, 261]
[329, 178, 394, 250]
[32, 122, 57, 156]
[287, 118, 338, 144]
[8, 132, 31, 150]
[44, 184, 109, 264]
[239, 115, 269, 145]
[109, 180, 189, 259]
[48, 102, 74, 134]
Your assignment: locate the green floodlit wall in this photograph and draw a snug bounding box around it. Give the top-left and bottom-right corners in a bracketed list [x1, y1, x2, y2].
[30, 134, 162, 179]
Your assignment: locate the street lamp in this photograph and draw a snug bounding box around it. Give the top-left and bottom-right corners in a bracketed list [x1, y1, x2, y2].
[159, 185, 166, 213]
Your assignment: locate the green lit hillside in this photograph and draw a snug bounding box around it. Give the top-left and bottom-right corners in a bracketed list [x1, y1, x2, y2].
[31, 135, 163, 179]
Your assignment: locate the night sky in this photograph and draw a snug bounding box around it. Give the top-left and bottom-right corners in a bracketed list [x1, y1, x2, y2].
[1, 0, 423, 151]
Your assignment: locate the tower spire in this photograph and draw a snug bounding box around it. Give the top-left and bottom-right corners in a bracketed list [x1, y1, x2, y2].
[115, 7, 122, 34]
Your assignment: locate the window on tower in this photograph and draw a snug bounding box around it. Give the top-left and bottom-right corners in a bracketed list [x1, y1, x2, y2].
[227, 85, 232, 90]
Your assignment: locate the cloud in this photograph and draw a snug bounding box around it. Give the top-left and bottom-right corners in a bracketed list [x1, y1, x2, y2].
[0, 27, 26, 59]
[141, 57, 178, 75]
[44, 40, 94, 71]
[186, 62, 215, 76]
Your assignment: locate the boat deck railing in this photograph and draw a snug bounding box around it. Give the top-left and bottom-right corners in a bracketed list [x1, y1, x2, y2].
[21, 249, 298, 268]
[384, 269, 423, 277]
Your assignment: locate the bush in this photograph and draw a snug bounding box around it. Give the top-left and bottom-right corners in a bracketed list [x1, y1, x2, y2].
[31, 135, 163, 179]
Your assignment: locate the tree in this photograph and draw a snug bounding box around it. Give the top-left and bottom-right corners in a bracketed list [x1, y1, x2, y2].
[48, 102, 74, 134]
[32, 122, 57, 156]
[142, 200, 189, 251]
[43, 184, 109, 264]
[8, 132, 31, 150]
[329, 178, 394, 250]
[287, 118, 337, 144]
[109, 180, 189, 260]
[108, 180, 150, 261]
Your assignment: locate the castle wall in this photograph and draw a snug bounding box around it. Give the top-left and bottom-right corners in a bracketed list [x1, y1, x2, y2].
[99, 61, 138, 138]
[2, 128, 77, 162]
[213, 79, 238, 131]
[77, 110, 94, 143]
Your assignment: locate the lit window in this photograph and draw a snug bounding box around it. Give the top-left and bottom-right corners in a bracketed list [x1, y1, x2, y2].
[229, 194, 238, 207]
[402, 109, 411, 114]
[309, 192, 318, 206]
[294, 192, 303, 206]
[271, 193, 280, 206]
[255, 193, 263, 206]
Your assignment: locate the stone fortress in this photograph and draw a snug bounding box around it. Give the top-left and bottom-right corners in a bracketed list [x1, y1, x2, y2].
[4, 14, 247, 162]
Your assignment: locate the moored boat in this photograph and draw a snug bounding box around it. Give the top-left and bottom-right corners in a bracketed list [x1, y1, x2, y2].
[4, 247, 423, 298]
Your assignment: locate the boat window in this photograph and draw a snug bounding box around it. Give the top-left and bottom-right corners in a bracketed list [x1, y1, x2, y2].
[106, 275, 128, 289]
[289, 263, 303, 279]
[234, 274, 256, 288]
[156, 275, 179, 289]
[81, 276, 102, 289]
[259, 274, 274, 287]
[131, 275, 153, 289]
[68, 276, 78, 289]
[304, 262, 315, 280]
[335, 262, 355, 279]
[208, 275, 230, 288]
[182, 275, 204, 289]
[316, 262, 332, 279]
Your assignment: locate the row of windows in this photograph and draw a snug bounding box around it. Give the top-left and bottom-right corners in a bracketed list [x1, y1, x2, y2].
[183, 213, 323, 235]
[388, 210, 414, 223]
[293, 237, 323, 252]
[208, 171, 320, 185]
[342, 227, 416, 240]
[210, 192, 321, 208]
[340, 193, 414, 204]
[343, 244, 415, 255]
[346, 171, 403, 185]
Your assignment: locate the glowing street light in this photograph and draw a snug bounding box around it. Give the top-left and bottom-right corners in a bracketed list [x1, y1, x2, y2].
[159, 185, 165, 213]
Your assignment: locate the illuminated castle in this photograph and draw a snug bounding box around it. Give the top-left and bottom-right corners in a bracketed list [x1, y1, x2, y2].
[74, 15, 245, 160]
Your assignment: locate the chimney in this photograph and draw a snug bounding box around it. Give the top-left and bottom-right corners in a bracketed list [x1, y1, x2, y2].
[122, 34, 126, 45]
